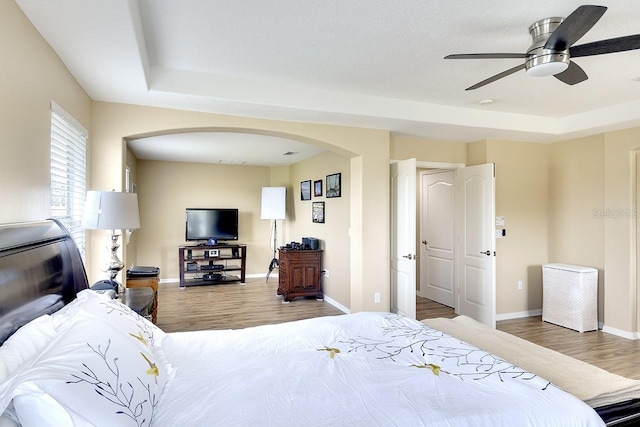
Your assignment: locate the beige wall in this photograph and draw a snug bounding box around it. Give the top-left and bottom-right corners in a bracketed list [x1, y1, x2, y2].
[125, 147, 139, 267]
[548, 135, 604, 320]
[288, 152, 351, 308]
[391, 134, 467, 164]
[0, 1, 91, 224]
[602, 127, 640, 334]
[485, 140, 549, 315]
[91, 102, 390, 313]
[133, 160, 272, 278]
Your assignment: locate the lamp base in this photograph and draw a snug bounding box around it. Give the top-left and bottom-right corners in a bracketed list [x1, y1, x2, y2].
[103, 232, 125, 294]
[266, 258, 278, 282]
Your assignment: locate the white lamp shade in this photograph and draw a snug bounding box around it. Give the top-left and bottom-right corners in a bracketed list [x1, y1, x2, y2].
[261, 187, 286, 220]
[81, 191, 141, 230]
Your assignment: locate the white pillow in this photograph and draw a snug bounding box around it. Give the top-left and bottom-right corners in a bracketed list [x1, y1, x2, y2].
[0, 315, 57, 383]
[51, 290, 165, 347]
[0, 313, 172, 427]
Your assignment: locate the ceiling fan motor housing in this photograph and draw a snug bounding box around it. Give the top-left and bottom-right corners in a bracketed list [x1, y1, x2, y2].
[525, 17, 570, 76]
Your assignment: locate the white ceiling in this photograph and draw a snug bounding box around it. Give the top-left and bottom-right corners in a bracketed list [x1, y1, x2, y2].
[16, 0, 640, 165]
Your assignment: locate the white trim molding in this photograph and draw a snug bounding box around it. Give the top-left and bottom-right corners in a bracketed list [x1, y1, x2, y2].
[322, 295, 351, 314]
[496, 309, 542, 321]
[601, 325, 639, 340]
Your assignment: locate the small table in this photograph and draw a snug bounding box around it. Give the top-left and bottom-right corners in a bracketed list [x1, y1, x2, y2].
[126, 269, 160, 323]
[120, 287, 155, 321]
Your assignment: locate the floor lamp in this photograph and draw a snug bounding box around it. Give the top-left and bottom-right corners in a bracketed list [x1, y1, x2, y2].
[261, 187, 286, 282]
[82, 190, 140, 293]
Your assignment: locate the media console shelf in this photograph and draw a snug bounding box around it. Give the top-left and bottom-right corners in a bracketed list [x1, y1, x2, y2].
[178, 244, 246, 287]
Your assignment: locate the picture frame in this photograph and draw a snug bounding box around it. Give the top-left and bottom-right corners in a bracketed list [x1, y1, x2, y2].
[326, 173, 341, 198]
[300, 180, 311, 201]
[314, 179, 323, 197]
[312, 201, 325, 223]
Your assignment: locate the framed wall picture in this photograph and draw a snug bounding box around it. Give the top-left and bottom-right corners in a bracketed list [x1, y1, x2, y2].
[300, 180, 311, 201]
[312, 201, 325, 223]
[326, 173, 341, 198]
[314, 179, 323, 197]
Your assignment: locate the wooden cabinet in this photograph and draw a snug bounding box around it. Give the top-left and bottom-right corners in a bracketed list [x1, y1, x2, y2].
[278, 249, 322, 302]
[126, 272, 159, 324]
[178, 244, 246, 287]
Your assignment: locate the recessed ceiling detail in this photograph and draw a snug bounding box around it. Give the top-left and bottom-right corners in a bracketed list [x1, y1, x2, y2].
[16, 0, 640, 146]
[128, 132, 324, 167]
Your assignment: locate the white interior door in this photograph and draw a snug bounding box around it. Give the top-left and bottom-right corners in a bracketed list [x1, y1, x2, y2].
[420, 171, 455, 307]
[391, 158, 416, 319]
[456, 163, 496, 328]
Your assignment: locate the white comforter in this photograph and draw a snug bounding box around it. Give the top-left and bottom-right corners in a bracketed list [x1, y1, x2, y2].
[155, 312, 605, 426]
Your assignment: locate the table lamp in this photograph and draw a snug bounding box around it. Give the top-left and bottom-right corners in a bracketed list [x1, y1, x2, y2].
[81, 190, 140, 293]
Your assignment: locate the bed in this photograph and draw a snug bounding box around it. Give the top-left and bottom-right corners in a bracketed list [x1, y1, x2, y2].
[0, 220, 637, 426]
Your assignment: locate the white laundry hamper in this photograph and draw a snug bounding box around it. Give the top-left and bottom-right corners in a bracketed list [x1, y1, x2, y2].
[542, 263, 598, 333]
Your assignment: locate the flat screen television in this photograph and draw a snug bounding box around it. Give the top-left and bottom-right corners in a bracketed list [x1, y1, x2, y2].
[185, 208, 239, 242]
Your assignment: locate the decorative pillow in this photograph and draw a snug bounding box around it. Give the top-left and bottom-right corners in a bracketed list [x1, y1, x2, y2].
[0, 315, 57, 383]
[0, 314, 171, 427]
[51, 290, 165, 347]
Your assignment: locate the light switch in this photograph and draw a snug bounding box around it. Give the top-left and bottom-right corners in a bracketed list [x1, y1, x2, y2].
[495, 216, 505, 227]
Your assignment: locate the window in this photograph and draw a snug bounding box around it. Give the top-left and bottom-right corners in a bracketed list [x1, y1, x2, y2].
[50, 101, 87, 257]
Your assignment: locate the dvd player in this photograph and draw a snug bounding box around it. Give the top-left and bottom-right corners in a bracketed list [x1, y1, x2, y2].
[201, 264, 224, 271]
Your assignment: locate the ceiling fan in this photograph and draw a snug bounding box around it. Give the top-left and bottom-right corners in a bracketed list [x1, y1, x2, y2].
[445, 5, 640, 90]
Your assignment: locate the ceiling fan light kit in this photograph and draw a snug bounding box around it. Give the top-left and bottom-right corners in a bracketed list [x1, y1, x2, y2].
[525, 17, 570, 77]
[445, 5, 640, 90]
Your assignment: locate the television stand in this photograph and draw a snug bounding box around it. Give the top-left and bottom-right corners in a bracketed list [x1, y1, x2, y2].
[178, 244, 246, 287]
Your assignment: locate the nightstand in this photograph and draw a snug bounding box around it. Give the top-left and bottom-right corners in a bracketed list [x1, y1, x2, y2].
[120, 287, 155, 321]
[126, 269, 159, 323]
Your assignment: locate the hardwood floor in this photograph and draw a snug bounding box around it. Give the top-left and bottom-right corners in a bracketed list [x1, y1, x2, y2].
[498, 316, 640, 380]
[156, 277, 343, 332]
[157, 284, 640, 380]
[415, 296, 640, 380]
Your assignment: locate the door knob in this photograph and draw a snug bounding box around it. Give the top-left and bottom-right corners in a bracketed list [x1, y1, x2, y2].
[480, 250, 491, 256]
[421, 240, 428, 245]
[402, 254, 415, 260]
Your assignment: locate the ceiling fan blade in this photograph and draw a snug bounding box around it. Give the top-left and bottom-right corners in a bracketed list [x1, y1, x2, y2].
[445, 53, 526, 59]
[544, 5, 607, 51]
[570, 34, 640, 57]
[465, 64, 525, 91]
[553, 61, 588, 85]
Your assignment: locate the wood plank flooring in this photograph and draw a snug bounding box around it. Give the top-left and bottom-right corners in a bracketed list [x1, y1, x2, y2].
[157, 282, 640, 380]
[415, 296, 640, 380]
[156, 277, 343, 332]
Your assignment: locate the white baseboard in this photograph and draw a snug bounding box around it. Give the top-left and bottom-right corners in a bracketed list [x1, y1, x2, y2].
[601, 325, 639, 340]
[496, 309, 542, 321]
[322, 295, 350, 314]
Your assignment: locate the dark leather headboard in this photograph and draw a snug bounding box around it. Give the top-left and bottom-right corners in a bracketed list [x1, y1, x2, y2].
[0, 219, 88, 344]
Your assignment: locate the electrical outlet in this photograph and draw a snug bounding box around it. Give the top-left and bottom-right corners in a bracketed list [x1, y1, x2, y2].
[374, 292, 381, 303]
[518, 280, 523, 290]
[321, 269, 329, 277]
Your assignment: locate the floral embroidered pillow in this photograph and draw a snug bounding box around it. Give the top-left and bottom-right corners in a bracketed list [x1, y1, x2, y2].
[0, 314, 171, 427]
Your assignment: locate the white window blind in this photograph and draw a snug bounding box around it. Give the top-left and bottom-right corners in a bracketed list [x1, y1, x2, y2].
[50, 101, 87, 258]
